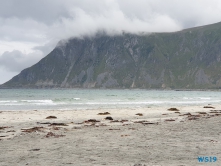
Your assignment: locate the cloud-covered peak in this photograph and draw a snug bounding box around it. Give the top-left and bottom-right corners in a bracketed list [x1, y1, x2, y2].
[1, 0, 221, 84]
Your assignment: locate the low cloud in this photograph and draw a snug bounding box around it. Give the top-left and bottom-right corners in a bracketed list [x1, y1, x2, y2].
[1, 0, 221, 43]
[0, 50, 44, 72]
[33, 40, 58, 56]
[47, 7, 181, 40]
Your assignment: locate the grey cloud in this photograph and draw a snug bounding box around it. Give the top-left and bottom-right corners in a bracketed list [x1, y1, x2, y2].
[0, 0, 221, 45]
[0, 17, 47, 42]
[48, 0, 221, 41]
[61, 0, 221, 31]
[0, 50, 44, 72]
[33, 40, 58, 56]
[46, 4, 182, 40]
[0, 0, 70, 25]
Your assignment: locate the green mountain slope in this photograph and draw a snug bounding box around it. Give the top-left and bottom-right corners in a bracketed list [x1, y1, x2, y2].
[2, 22, 221, 89]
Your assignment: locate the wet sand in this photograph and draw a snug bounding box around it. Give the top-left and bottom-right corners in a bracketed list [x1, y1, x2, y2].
[0, 105, 221, 166]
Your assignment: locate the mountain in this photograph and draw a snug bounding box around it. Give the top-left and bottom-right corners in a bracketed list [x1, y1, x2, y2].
[2, 22, 221, 89]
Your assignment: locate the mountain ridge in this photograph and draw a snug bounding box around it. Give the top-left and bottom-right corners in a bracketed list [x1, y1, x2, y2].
[1, 22, 221, 89]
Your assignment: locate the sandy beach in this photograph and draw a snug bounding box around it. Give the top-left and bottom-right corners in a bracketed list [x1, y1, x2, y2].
[1, 105, 221, 166]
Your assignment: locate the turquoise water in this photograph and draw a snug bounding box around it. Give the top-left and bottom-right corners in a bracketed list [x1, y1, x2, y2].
[0, 89, 221, 111]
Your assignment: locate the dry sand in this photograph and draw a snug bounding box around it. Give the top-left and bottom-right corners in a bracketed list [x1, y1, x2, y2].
[0, 105, 221, 166]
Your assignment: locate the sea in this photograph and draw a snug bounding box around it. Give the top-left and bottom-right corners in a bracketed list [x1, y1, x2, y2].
[0, 89, 221, 111]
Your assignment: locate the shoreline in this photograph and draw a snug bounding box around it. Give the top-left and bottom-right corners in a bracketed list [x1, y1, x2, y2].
[1, 105, 221, 165]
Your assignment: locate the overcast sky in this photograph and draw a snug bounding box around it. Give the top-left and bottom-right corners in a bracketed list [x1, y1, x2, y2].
[1, 0, 221, 84]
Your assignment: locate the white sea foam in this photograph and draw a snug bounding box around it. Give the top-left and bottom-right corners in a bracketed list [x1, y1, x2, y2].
[0, 100, 18, 103]
[0, 100, 57, 106]
[18, 100, 57, 105]
[21, 100, 53, 103]
[0, 100, 20, 106]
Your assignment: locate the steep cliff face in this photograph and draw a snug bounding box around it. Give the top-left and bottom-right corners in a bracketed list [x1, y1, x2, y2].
[2, 22, 221, 89]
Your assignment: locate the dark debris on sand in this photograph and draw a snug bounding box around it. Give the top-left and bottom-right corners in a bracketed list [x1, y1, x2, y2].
[0, 126, 10, 130]
[105, 116, 113, 120]
[204, 106, 215, 109]
[46, 116, 57, 119]
[21, 127, 45, 133]
[49, 123, 68, 126]
[167, 108, 179, 111]
[135, 113, 143, 116]
[97, 112, 110, 115]
[85, 119, 100, 123]
[45, 132, 65, 138]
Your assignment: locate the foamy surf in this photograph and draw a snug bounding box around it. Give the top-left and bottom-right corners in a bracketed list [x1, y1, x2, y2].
[0, 89, 221, 110]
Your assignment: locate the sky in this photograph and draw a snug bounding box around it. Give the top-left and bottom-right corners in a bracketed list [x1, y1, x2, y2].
[1, 0, 221, 84]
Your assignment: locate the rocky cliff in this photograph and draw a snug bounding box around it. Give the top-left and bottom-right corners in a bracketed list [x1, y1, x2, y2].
[2, 22, 221, 89]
